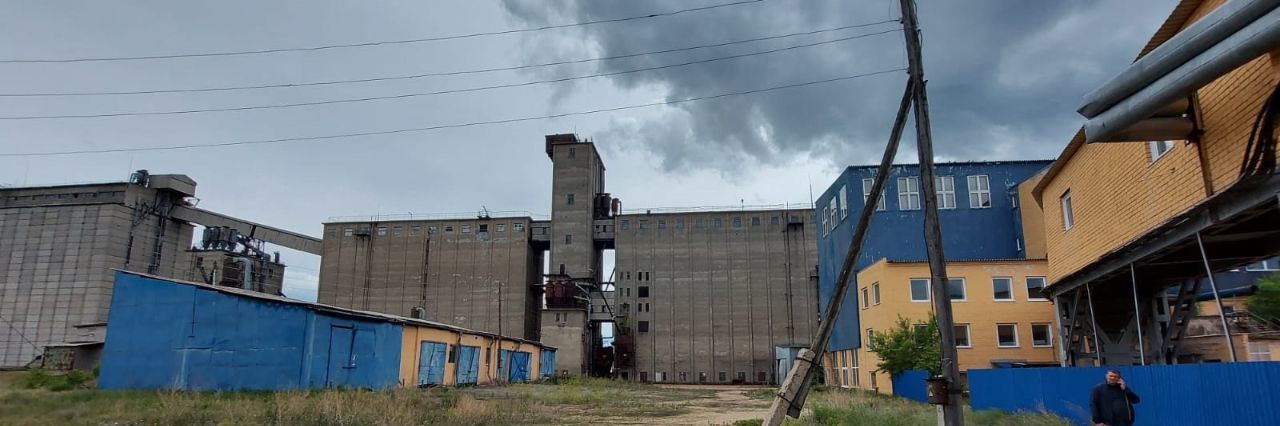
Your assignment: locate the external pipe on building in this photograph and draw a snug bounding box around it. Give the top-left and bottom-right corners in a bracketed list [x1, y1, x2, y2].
[236, 257, 252, 291]
[1195, 231, 1238, 362]
[1083, 4, 1280, 142]
[1079, 0, 1279, 117]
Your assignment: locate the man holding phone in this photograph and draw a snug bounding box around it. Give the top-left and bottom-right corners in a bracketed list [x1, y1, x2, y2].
[1090, 369, 1141, 426]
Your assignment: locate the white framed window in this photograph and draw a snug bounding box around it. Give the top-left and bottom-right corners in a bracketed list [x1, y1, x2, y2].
[936, 176, 956, 209]
[954, 324, 972, 348]
[1060, 190, 1075, 230]
[1245, 257, 1279, 271]
[393, 226, 403, 236]
[910, 278, 930, 302]
[496, 224, 506, 232]
[861, 288, 870, 309]
[866, 328, 875, 352]
[1248, 342, 1273, 361]
[862, 178, 887, 211]
[948, 278, 967, 301]
[376, 226, 388, 236]
[839, 186, 849, 219]
[1026, 277, 1047, 301]
[821, 207, 830, 237]
[513, 223, 525, 232]
[897, 176, 921, 210]
[1148, 140, 1174, 162]
[462, 224, 472, 233]
[997, 324, 1019, 347]
[872, 282, 881, 305]
[1031, 323, 1053, 347]
[967, 175, 991, 208]
[828, 198, 838, 231]
[343, 228, 354, 237]
[992, 277, 1014, 301]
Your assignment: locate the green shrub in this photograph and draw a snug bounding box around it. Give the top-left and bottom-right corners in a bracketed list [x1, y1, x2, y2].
[16, 368, 93, 391]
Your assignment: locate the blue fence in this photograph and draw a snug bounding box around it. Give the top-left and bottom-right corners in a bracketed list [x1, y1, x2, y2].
[892, 370, 930, 403]
[970, 363, 1280, 426]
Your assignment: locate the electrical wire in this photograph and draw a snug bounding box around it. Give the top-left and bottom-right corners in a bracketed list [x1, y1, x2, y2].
[0, 29, 900, 120]
[0, 20, 897, 97]
[0, 67, 905, 157]
[0, 0, 766, 64]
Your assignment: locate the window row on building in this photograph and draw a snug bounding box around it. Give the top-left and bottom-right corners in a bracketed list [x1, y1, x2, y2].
[634, 370, 768, 384]
[330, 222, 526, 238]
[823, 175, 997, 237]
[859, 276, 1047, 308]
[865, 322, 1054, 350]
[618, 214, 801, 231]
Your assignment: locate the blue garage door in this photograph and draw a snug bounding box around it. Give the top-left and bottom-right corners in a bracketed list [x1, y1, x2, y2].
[498, 349, 510, 381]
[509, 351, 531, 382]
[326, 326, 355, 387]
[540, 349, 556, 379]
[455, 345, 480, 385]
[417, 341, 448, 386]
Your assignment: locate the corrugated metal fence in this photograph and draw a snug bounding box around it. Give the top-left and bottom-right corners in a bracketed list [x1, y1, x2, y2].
[892, 369, 930, 403]
[969, 362, 1280, 426]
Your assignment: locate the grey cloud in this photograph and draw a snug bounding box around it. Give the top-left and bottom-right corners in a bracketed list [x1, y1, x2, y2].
[500, 0, 1176, 171]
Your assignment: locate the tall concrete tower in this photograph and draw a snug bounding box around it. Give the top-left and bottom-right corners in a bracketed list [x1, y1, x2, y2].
[541, 134, 615, 377]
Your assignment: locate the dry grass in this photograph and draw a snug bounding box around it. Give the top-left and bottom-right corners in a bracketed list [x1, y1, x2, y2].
[783, 387, 1068, 426]
[0, 377, 721, 425]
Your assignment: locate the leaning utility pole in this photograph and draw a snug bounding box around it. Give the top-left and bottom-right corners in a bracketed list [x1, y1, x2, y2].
[900, 0, 965, 422]
[765, 1, 962, 424]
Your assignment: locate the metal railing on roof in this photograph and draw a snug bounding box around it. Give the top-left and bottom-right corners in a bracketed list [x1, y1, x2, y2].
[620, 202, 813, 215]
[327, 210, 550, 223]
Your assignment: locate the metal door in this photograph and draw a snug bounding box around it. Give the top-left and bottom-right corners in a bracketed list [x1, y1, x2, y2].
[417, 341, 448, 386]
[455, 345, 480, 384]
[508, 351, 531, 382]
[326, 326, 355, 387]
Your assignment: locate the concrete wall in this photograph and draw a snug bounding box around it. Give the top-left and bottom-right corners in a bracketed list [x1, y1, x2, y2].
[540, 309, 587, 377]
[614, 208, 818, 384]
[840, 259, 1057, 395]
[0, 183, 193, 368]
[816, 161, 1052, 351]
[318, 217, 542, 340]
[548, 137, 605, 281]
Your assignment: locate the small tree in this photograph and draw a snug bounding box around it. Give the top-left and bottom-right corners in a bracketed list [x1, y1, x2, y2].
[1247, 273, 1280, 322]
[869, 314, 941, 379]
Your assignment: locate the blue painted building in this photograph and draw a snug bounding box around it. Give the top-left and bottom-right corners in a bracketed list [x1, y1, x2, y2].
[100, 271, 404, 390]
[815, 161, 1053, 350]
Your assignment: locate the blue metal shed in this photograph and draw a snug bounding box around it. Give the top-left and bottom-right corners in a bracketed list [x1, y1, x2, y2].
[99, 271, 403, 391]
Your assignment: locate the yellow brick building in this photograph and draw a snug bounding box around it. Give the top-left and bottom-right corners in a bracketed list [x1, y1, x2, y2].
[1029, 0, 1279, 366]
[825, 259, 1057, 394]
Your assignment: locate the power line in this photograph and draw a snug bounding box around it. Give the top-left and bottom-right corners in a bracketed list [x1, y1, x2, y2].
[0, 20, 897, 97]
[0, 29, 900, 120]
[0, 67, 905, 157]
[0, 0, 766, 64]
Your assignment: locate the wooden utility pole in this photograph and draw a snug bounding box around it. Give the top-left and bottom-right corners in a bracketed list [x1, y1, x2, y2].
[763, 79, 914, 425]
[900, 0, 965, 423]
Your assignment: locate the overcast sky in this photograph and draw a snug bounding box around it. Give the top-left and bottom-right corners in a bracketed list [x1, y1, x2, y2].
[0, 0, 1174, 301]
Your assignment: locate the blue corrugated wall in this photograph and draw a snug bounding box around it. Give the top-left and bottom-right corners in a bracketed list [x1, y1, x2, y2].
[100, 272, 403, 390]
[969, 363, 1280, 426]
[816, 161, 1052, 350]
[891, 369, 930, 403]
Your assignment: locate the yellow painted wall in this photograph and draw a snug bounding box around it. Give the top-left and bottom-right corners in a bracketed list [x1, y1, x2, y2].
[1038, 0, 1280, 286]
[398, 324, 550, 387]
[1017, 172, 1047, 260]
[843, 259, 1057, 394]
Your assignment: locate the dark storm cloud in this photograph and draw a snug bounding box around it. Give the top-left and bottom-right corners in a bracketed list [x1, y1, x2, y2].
[500, 0, 1176, 171]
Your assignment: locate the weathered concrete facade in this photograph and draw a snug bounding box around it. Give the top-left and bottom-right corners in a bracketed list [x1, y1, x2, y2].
[613, 209, 818, 384]
[0, 178, 194, 367]
[186, 250, 286, 296]
[318, 217, 544, 340]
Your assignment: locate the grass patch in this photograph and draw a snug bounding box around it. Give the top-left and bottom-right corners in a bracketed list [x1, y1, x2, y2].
[785, 387, 1068, 426]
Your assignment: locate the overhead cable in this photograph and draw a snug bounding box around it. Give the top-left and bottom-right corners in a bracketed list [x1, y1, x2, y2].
[0, 20, 897, 97]
[0, 67, 905, 157]
[0, 0, 766, 64]
[0, 29, 901, 120]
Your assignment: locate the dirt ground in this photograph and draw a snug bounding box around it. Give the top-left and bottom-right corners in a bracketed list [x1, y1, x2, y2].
[634, 385, 772, 425]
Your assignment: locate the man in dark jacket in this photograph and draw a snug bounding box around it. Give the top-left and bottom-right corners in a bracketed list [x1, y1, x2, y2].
[1091, 369, 1140, 426]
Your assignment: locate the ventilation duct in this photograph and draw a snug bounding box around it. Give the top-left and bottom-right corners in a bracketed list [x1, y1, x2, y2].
[1081, 1, 1280, 143]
